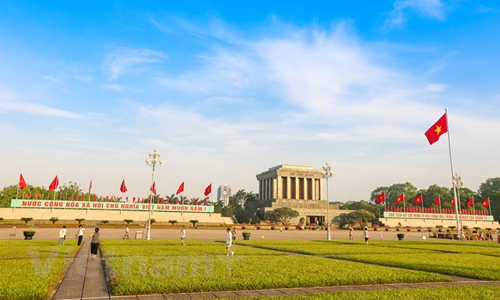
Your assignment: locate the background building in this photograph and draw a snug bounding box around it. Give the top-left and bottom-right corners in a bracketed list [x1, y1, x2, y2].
[256, 165, 343, 224]
[217, 184, 232, 206]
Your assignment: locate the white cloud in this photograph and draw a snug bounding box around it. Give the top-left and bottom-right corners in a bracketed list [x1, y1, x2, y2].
[0, 99, 81, 119]
[425, 83, 447, 92]
[105, 48, 168, 81]
[43, 75, 62, 83]
[384, 0, 446, 29]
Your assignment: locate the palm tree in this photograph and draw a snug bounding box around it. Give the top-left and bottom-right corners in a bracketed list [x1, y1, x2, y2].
[50, 217, 59, 224]
[75, 218, 85, 225]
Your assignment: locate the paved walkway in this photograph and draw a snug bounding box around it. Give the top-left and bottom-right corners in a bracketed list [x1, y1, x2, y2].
[56, 280, 500, 299]
[53, 241, 109, 300]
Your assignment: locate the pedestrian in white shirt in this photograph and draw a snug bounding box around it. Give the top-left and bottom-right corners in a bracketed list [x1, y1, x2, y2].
[363, 227, 370, 245]
[76, 225, 85, 246]
[226, 227, 234, 256]
[180, 226, 186, 246]
[58, 225, 67, 246]
[123, 226, 130, 239]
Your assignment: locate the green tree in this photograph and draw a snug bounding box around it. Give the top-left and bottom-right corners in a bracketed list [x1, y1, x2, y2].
[75, 218, 85, 225]
[337, 209, 376, 228]
[124, 219, 133, 225]
[268, 207, 299, 224]
[420, 184, 452, 209]
[21, 217, 33, 225]
[478, 177, 500, 221]
[50, 217, 59, 224]
[371, 182, 417, 207]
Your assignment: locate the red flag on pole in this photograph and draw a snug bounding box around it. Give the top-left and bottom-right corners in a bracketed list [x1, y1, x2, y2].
[204, 183, 212, 196]
[176, 182, 185, 195]
[120, 180, 127, 193]
[434, 195, 440, 205]
[93, 195, 96, 201]
[150, 182, 157, 195]
[375, 192, 385, 204]
[49, 176, 59, 190]
[19, 174, 27, 189]
[89, 180, 93, 194]
[395, 194, 404, 204]
[451, 198, 455, 206]
[483, 198, 490, 208]
[466, 197, 474, 208]
[413, 194, 423, 205]
[133, 197, 136, 203]
[425, 113, 448, 145]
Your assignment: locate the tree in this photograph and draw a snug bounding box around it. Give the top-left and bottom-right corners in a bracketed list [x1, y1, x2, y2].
[221, 206, 234, 217]
[75, 218, 85, 225]
[371, 182, 417, 206]
[268, 207, 299, 224]
[168, 220, 178, 226]
[189, 220, 199, 228]
[124, 219, 133, 225]
[337, 209, 376, 228]
[50, 217, 59, 224]
[420, 184, 452, 209]
[150, 218, 157, 225]
[478, 177, 500, 221]
[21, 217, 33, 225]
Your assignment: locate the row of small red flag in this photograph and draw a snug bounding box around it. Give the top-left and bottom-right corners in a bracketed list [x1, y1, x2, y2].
[18, 174, 213, 198]
[375, 192, 491, 208]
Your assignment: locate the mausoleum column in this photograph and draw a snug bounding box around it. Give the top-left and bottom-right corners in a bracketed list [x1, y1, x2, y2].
[286, 177, 291, 200]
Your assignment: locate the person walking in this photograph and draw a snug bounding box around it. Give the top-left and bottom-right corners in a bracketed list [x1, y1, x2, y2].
[180, 226, 186, 246]
[379, 229, 383, 240]
[89, 228, 100, 260]
[58, 225, 67, 246]
[348, 226, 353, 240]
[363, 227, 370, 245]
[123, 226, 130, 239]
[76, 225, 85, 246]
[226, 227, 234, 256]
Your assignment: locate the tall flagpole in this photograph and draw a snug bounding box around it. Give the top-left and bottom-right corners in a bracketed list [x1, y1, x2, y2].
[445, 109, 462, 239]
[403, 193, 406, 213]
[488, 198, 493, 216]
[16, 173, 20, 200]
[421, 193, 424, 213]
[439, 195, 442, 214]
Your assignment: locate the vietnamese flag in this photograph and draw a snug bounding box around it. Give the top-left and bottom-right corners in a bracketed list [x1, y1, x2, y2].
[49, 176, 59, 190]
[19, 174, 27, 189]
[483, 198, 490, 208]
[466, 197, 474, 208]
[425, 113, 448, 145]
[204, 183, 212, 196]
[451, 198, 455, 206]
[120, 180, 128, 193]
[93, 195, 96, 201]
[176, 182, 185, 195]
[434, 195, 441, 206]
[413, 194, 423, 205]
[395, 194, 405, 204]
[150, 182, 157, 195]
[375, 192, 385, 204]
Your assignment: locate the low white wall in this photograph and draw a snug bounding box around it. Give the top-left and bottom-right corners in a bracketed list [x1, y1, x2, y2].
[381, 218, 499, 229]
[0, 208, 233, 225]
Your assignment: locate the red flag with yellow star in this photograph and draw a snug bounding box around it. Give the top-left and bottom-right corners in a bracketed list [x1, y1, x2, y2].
[425, 113, 448, 145]
[395, 194, 405, 204]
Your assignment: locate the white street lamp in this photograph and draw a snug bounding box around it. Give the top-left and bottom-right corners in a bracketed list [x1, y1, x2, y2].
[145, 148, 162, 240]
[322, 162, 333, 241]
[452, 173, 464, 240]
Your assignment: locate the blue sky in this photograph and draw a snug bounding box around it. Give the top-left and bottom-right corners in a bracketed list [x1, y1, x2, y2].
[1, 0, 499, 201]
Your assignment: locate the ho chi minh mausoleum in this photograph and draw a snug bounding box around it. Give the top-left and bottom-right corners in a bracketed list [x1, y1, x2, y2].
[256, 164, 343, 224]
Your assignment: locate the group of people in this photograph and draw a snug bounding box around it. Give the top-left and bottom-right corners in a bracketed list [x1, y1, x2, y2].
[348, 226, 376, 245]
[179, 226, 238, 255]
[58, 225, 101, 260]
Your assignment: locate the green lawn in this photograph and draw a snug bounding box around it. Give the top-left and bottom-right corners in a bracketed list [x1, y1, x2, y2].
[0, 240, 78, 300]
[228, 286, 500, 300]
[239, 240, 500, 280]
[100, 240, 449, 296]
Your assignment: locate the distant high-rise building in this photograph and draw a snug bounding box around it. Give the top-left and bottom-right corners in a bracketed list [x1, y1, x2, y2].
[217, 184, 232, 206]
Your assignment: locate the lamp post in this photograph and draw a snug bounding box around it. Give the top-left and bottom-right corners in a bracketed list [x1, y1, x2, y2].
[322, 162, 333, 241]
[145, 148, 162, 240]
[452, 173, 464, 240]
